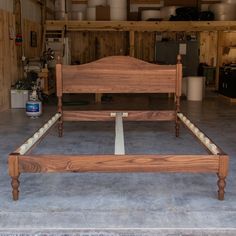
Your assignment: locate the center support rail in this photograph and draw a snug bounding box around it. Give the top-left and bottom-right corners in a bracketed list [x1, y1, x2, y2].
[111, 112, 128, 155]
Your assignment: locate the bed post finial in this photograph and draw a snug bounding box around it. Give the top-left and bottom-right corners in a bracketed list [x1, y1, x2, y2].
[57, 56, 62, 65]
[177, 54, 181, 64]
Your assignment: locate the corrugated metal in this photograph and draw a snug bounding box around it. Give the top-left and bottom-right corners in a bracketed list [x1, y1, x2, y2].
[22, 0, 41, 23]
[0, 0, 13, 12]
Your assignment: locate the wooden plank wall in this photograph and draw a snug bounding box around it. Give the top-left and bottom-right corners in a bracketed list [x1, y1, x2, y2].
[221, 32, 236, 65]
[199, 31, 218, 66]
[23, 19, 42, 58]
[70, 31, 156, 64]
[135, 32, 155, 62]
[200, 31, 236, 66]
[0, 9, 17, 111]
[69, 31, 128, 64]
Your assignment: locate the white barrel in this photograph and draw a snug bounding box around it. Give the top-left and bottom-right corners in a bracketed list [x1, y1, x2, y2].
[108, 0, 127, 20]
[87, 7, 96, 20]
[209, 3, 236, 20]
[222, 0, 236, 4]
[107, 0, 126, 7]
[55, 0, 72, 20]
[141, 10, 161, 20]
[187, 77, 205, 101]
[71, 11, 85, 20]
[88, 0, 106, 7]
[110, 7, 127, 20]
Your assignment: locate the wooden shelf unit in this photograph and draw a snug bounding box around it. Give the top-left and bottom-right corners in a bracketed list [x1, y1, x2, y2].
[46, 20, 236, 32]
[45, 20, 236, 89]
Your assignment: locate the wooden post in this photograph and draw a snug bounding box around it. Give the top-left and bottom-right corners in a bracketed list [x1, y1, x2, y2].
[8, 154, 20, 201]
[216, 31, 223, 91]
[175, 55, 182, 137]
[129, 30, 135, 57]
[56, 57, 63, 137]
[217, 155, 229, 200]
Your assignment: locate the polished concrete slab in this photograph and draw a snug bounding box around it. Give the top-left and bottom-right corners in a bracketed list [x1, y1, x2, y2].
[0, 94, 236, 235]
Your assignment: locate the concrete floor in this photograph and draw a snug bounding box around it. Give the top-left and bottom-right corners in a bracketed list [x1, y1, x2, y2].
[0, 94, 236, 235]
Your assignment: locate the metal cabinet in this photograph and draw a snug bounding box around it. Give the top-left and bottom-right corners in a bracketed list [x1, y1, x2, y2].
[219, 67, 236, 98]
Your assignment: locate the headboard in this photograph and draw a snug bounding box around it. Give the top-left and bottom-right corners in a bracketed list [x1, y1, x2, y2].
[56, 56, 182, 97]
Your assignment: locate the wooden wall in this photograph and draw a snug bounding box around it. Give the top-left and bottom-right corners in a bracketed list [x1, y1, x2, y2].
[23, 19, 42, 58]
[69, 31, 128, 64]
[200, 31, 236, 66]
[199, 31, 217, 66]
[220, 32, 236, 65]
[0, 9, 17, 111]
[135, 32, 155, 62]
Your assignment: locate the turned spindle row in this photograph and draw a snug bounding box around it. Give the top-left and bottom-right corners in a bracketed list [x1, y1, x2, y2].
[177, 113, 220, 155]
[18, 113, 61, 155]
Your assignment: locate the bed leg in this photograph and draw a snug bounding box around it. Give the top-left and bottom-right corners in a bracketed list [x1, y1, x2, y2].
[217, 174, 226, 200]
[175, 118, 180, 137]
[58, 119, 63, 137]
[9, 154, 20, 201]
[11, 176, 20, 201]
[217, 155, 229, 200]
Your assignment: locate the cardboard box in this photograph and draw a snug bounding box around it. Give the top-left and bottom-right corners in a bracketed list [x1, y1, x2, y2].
[96, 6, 110, 21]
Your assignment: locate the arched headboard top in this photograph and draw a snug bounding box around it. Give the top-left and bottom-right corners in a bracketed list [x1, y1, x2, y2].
[57, 56, 182, 94]
[64, 56, 176, 71]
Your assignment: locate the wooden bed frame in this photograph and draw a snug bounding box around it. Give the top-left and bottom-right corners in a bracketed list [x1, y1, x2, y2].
[8, 56, 229, 201]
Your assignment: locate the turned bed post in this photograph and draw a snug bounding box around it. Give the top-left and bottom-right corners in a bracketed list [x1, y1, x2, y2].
[217, 155, 229, 200]
[8, 154, 20, 200]
[56, 57, 63, 137]
[175, 55, 182, 137]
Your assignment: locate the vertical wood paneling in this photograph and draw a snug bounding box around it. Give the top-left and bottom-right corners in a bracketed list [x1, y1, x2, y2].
[135, 31, 155, 62]
[70, 31, 128, 64]
[23, 19, 42, 58]
[0, 9, 17, 111]
[199, 31, 217, 66]
[221, 32, 236, 65]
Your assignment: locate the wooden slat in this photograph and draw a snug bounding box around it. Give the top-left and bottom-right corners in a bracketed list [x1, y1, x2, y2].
[63, 110, 176, 121]
[46, 21, 236, 32]
[114, 113, 125, 155]
[19, 155, 220, 173]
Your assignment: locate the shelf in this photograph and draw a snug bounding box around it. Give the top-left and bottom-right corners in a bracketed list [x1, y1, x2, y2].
[46, 20, 236, 32]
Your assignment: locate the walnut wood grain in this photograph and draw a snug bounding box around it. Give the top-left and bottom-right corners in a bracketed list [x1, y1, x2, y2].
[63, 110, 176, 122]
[19, 155, 219, 173]
[61, 56, 177, 94]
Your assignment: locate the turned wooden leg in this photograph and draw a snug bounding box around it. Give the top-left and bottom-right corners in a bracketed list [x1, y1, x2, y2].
[217, 174, 226, 201]
[11, 175, 20, 201]
[175, 118, 180, 137]
[58, 119, 63, 137]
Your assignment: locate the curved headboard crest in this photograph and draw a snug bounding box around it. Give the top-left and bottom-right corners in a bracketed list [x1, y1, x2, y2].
[56, 55, 182, 95]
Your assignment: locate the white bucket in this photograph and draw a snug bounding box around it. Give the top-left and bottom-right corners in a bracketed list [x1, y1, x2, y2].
[187, 76, 205, 101]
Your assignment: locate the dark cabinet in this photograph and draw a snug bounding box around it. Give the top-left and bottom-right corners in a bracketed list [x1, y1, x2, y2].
[219, 67, 236, 98]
